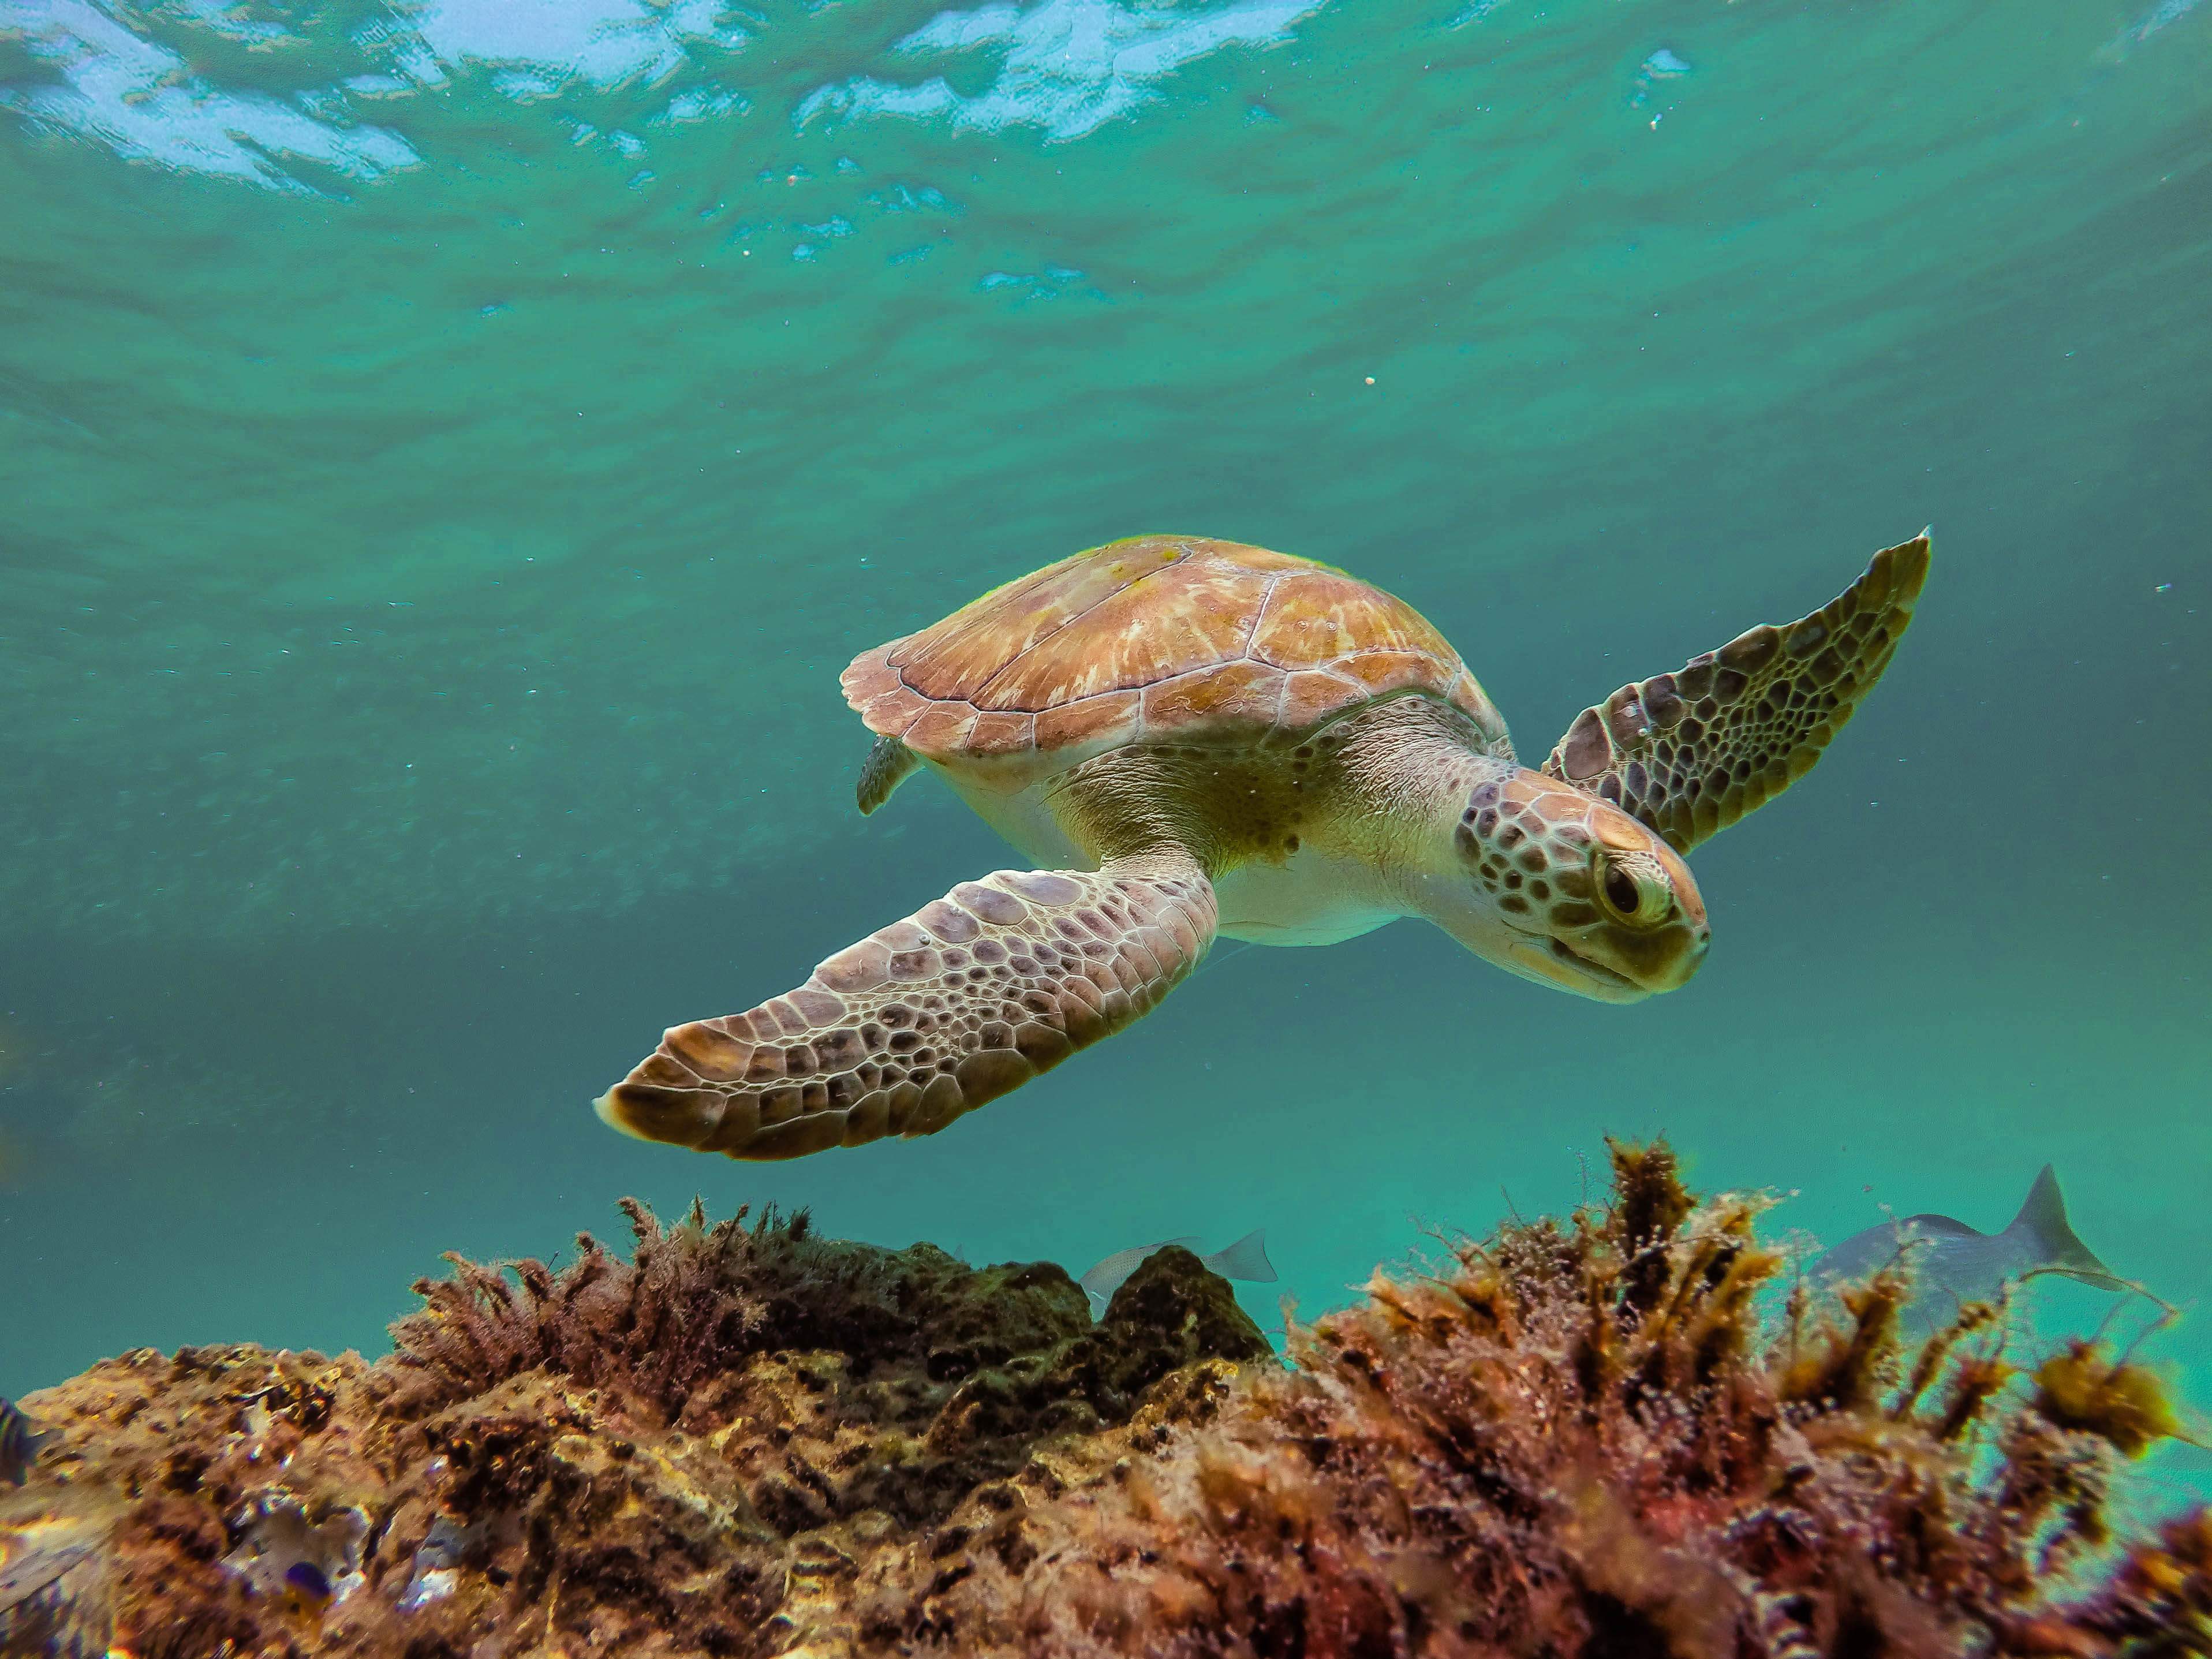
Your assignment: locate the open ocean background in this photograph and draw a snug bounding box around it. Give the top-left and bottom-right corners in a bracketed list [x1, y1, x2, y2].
[3, 0, 2207, 1506]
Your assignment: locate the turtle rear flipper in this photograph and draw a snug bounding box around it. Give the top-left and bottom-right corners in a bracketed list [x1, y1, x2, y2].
[856, 734, 921, 816]
[1543, 532, 1931, 853]
[596, 853, 1217, 1159]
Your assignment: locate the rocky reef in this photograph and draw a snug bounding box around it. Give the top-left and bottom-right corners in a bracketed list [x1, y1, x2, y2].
[3, 1145, 2207, 1657]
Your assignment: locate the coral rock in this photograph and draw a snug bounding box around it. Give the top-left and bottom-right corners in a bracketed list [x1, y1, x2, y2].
[2, 1159, 2205, 1657]
[1, 1201, 1272, 1656]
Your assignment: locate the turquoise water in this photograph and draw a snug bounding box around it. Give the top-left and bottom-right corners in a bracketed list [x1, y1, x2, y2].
[2, 0, 2207, 1491]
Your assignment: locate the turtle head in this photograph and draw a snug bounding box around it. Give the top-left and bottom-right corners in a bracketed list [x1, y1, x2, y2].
[1436, 768, 1710, 1002]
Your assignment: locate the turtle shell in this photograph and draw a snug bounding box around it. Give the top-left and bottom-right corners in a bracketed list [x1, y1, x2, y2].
[842, 536, 1503, 771]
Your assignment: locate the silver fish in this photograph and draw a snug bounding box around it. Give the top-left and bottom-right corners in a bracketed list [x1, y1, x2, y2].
[1810, 1164, 2121, 1331]
[0, 1399, 55, 1488]
[1078, 1228, 1277, 1311]
[0, 1535, 99, 1611]
[0, 1518, 113, 1658]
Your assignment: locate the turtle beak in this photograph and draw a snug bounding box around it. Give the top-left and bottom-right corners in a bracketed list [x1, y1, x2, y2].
[1427, 901, 1659, 1004]
[1500, 929, 1656, 1003]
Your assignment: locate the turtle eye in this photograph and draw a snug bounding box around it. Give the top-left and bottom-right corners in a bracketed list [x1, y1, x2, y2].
[1595, 852, 1671, 930]
[1602, 864, 1642, 917]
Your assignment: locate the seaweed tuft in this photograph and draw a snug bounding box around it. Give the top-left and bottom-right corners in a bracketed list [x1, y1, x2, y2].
[2034, 1339, 2184, 1460]
[384, 1195, 781, 1417]
[884, 1138, 2206, 1657]
[6, 1150, 2204, 1656]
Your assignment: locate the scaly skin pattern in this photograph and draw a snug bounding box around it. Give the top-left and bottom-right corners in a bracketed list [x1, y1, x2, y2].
[855, 732, 921, 816]
[1543, 533, 1931, 853]
[1449, 768, 1710, 999]
[596, 855, 1216, 1160]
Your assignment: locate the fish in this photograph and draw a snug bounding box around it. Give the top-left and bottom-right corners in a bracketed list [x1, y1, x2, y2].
[0, 1399, 56, 1487]
[1078, 1228, 1277, 1311]
[398, 1514, 483, 1609]
[0, 1531, 100, 1611]
[0, 1517, 111, 1653]
[272, 1556, 338, 1632]
[1810, 1164, 2123, 1330]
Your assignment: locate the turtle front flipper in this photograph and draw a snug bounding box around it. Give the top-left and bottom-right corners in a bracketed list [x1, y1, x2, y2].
[595, 852, 1217, 1160]
[1542, 531, 1931, 853]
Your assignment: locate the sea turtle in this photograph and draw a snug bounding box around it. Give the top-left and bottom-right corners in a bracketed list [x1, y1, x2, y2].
[597, 530, 1931, 1161]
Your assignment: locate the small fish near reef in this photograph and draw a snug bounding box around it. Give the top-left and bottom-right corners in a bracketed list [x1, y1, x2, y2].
[1810, 1164, 2123, 1330]
[278, 1557, 335, 1628]
[1078, 1229, 1277, 1312]
[0, 1398, 55, 1486]
[599, 531, 1931, 1161]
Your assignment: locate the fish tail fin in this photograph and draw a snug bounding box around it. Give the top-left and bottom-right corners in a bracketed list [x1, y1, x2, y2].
[1204, 1227, 1277, 1283]
[2009, 1164, 2121, 1286]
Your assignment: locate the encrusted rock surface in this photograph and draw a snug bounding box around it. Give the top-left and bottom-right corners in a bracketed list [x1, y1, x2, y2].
[0, 1204, 1270, 1657]
[3, 1154, 2208, 1658]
